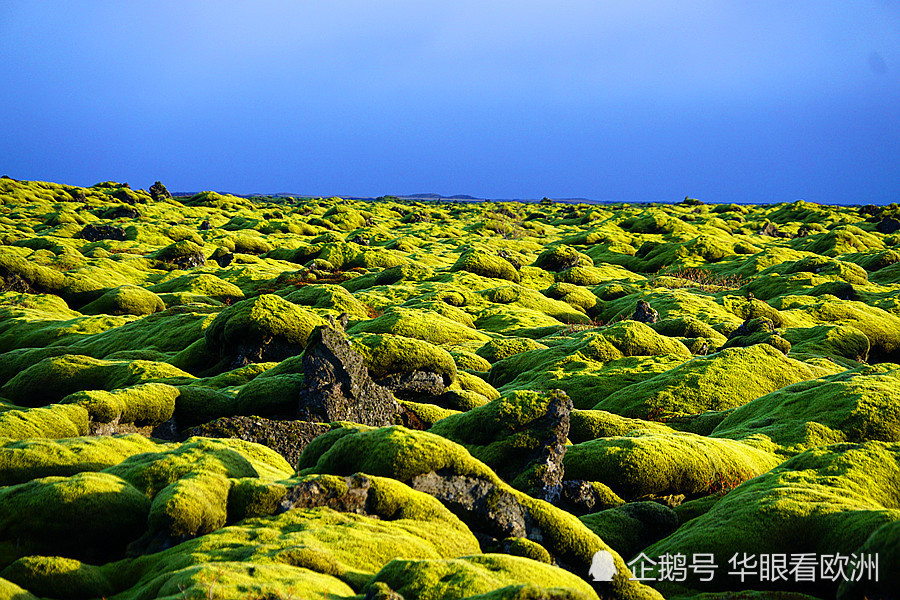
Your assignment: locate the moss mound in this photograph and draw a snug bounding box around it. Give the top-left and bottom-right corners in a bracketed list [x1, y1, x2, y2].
[710, 364, 900, 455]
[644, 441, 900, 597]
[0, 472, 150, 565]
[594, 344, 833, 420]
[368, 554, 600, 600]
[563, 431, 779, 500]
[203, 294, 326, 363]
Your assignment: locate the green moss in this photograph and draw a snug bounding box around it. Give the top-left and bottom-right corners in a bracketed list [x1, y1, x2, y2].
[147, 273, 245, 302]
[352, 333, 458, 383]
[79, 284, 165, 316]
[204, 294, 325, 357]
[0, 354, 193, 406]
[569, 410, 676, 443]
[451, 349, 493, 372]
[400, 400, 460, 428]
[283, 283, 371, 319]
[645, 441, 900, 597]
[501, 538, 553, 564]
[594, 344, 835, 420]
[151, 239, 206, 266]
[479, 285, 591, 325]
[836, 519, 900, 600]
[101, 474, 480, 597]
[226, 477, 288, 521]
[563, 431, 779, 500]
[0, 434, 159, 486]
[579, 501, 678, 559]
[772, 295, 900, 362]
[455, 371, 501, 400]
[298, 425, 502, 483]
[710, 365, 900, 455]
[105, 437, 293, 497]
[451, 248, 521, 282]
[1, 555, 114, 600]
[368, 554, 599, 600]
[60, 382, 179, 425]
[147, 471, 231, 540]
[0, 472, 150, 565]
[0, 576, 40, 600]
[0, 403, 89, 440]
[429, 390, 568, 493]
[350, 306, 490, 345]
[476, 338, 548, 363]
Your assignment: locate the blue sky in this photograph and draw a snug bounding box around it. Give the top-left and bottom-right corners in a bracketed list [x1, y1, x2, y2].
[1, 1, 898, 203]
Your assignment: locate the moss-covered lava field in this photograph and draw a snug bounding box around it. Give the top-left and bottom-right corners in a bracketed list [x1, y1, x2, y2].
[0, 177, 898, 600]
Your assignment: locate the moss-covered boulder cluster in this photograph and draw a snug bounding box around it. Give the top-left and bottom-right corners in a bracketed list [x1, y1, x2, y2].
[0, 177, 898, 599]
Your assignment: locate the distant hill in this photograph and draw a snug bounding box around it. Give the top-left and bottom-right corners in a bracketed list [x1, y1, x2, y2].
[395, 193, 482, 200]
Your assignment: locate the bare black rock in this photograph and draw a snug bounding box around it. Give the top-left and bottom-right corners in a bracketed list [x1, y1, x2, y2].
[149, 181, 172, 202]
[297, 326, 401, 426]
[632, 299, 659, 324]
[278, 473, 372, 515]
[80, 223, 127, 242]
[523, 389, 572, 503]
[877, 217, 900, 235]
[210, 247, 234, 268]
[409, 471, 531, 541]
[187, 416, 332, 467]
[758, 222, 786, 237]
[377, 370, 446, 400]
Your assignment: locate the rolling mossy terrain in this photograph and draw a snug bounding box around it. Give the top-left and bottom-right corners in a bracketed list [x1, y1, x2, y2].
[0, 177, 898, 599]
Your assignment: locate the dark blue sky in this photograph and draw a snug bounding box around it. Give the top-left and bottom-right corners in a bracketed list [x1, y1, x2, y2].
[1, 2, 898, 204]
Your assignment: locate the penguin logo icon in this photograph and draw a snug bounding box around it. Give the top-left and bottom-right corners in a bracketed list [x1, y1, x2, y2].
[588, 550, 617, 582]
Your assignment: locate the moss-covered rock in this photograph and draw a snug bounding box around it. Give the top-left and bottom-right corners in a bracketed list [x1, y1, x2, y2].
[594, 344, 834, 420]
[60, 382, 179, 426]
[203, 294, 326, 364]
[563, 431, 779, 500]
[644, 441, 900, 598]
[367, 554, 600, 600]
[350, 306, 490, 345]
[0, 434, 159, 486]
[1, 555, 114, 600]
[451, 248, 521, 282]
[0, 403, 89, 440]
[79, 284, 165, 316]
[0, 472, 150, 566]
[0, 354, 193, 407]
[352, 333, 458, 385]
[579, 501, 678, 559]
[710, 364, 900, 455]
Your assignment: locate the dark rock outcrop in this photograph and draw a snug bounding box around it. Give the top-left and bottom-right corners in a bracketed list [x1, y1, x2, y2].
[632, 300, 658, 324]
[210, 247, 233, 268]
[107, 205, 141, 219]
[278, 473, 371, 515]
[525, 390, 571, 503]
[199, 220, 212, 231]
[80, 223, 127, 242]
[557, 481, 622, 516]
[188, 416, 332, 467]
[377, 370, 446, 400]
[758, 222, 786, 237]
[877, 217, 900, 234]
[149, 181, 173, 202]
[409, 471, 531, 542]
[297, 326, 401, 426]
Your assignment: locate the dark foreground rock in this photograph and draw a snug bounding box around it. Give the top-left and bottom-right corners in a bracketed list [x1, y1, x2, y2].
[297, 326, 401, 426]
[632, 299, 658, 324]
[188, 416, 333, 467]
[80, 223, 127, 242]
